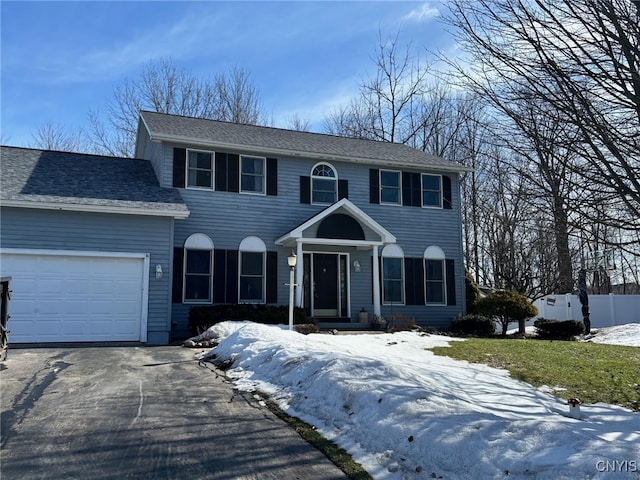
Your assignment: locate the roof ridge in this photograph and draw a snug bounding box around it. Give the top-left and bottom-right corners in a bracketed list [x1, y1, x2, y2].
[139, 110, 412, 148]
[1, 145, 146, 162]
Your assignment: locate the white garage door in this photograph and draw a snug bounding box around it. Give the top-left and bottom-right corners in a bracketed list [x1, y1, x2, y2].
[0, 250, 149, 343]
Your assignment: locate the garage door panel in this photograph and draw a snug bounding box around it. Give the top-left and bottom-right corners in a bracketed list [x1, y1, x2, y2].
[62, 320, 87, 334]
[89, 301, 116, 314]
[1, 252, 146, 343]
[64, 279, 92, 295]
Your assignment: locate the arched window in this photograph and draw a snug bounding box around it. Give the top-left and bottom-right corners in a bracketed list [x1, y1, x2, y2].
[311, 162, 337, 204]
[239, 236, 266, 303]
[183, 233, 214, 303]
[382, 245, 405, 305]
[424, 246, 446, 305]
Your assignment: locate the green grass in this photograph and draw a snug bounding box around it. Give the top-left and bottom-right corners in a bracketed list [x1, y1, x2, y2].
[431, 338, 640, 411]
[258, 393, 373, 480]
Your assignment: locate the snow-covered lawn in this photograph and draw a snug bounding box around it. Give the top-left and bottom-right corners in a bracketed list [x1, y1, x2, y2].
[202, 322, 640, 479]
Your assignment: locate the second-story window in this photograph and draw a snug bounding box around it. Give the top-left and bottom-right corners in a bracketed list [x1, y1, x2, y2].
[380, 170, 401, 205]
[422, 174, 442, 208]
[311, 163, 337, 204]
[187, 150, 214, 189]
[240, 155, 265, 194]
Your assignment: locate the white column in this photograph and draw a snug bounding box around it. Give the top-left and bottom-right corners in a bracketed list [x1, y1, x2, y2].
[295, 241, 303, 307]
[372, 245, 381, 317]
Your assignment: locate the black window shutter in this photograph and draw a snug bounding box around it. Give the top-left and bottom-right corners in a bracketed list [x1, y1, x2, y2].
[213, 249, 227, 303]
[228, 154, 240, 193]
[266, 158, 278, 196]
[402, 172, 421, 207]
[369, 169, 380, 204]
[338, 179, 348, 200]
[266, 251, 278, 303]
[300, 176, 311, 204]
[404, 258, 425, 305]
[225, 250, 239, 304]
[443, 176, 452, 209]
[173, 148, 186, 188]
[412, 173, 422, 207]
[402, 172, 411, 207]
[172, 247, 184, 303]
[404, 257, 415, 305]
[215, 152, 228, 192]
[446, 259, 457, 305]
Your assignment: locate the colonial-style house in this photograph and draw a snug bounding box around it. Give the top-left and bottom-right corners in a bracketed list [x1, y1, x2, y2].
[0, 111, 470, 344]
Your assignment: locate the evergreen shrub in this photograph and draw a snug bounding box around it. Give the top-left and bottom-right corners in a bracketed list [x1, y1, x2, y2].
[534, 318, 585, 340]
[451, 314, 496, 337]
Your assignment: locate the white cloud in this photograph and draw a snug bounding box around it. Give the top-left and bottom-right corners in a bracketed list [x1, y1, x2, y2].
[404, 2, 439, 22]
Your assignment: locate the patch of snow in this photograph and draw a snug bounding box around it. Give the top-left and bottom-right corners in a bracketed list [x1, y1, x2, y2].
[202, 322, 640, 480]
[584, 324, 640, 347]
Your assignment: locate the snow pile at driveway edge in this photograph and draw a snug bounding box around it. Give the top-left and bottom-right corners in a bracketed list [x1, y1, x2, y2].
[202, 322, 640, 480]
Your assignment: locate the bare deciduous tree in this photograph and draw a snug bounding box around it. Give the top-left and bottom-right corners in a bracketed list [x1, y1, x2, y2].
[87, 59, 266, 157]
[443, 0, 640, 227]
[284, 113, 311, 132]
[324, 32, 430, 144]
[32, 121, 86, 152]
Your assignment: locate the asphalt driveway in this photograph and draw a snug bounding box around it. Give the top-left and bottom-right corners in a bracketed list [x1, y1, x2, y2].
[0, 346, 348, 480]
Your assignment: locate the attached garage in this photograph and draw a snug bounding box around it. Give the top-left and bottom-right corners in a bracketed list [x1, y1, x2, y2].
[1, 250, 149, 343]
[0, 146, 189, 344]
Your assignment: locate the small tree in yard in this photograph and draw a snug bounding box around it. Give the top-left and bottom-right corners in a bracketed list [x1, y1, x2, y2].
[465, 269, 481, 314]
[477, 290, 538, 336]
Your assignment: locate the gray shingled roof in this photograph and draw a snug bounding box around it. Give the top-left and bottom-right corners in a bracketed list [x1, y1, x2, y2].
[1, 146, 188, 217]
[139, 111, 470, 172]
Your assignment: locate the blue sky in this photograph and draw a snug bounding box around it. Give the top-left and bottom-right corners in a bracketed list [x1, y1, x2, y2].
[1, 1, 456, 150]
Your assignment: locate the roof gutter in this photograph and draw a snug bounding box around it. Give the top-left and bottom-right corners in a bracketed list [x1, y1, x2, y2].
[1, 200, 190, 219]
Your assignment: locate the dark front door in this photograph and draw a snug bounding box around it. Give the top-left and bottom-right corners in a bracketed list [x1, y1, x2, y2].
[313, 253, 338, 316]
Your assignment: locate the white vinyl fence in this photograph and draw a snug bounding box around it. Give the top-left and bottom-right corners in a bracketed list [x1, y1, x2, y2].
[533, 294, 640, 329]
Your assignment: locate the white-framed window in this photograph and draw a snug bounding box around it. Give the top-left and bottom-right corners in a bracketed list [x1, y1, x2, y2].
[380, 169, 401, 205]
[238, 236, 266, 303]
[424, 245, 446, 305]
[240, 155, 266, 194]
[186, 149, 214, 189]
[183, 233, 214, 303]
[381, 245, 405, 305]
[311, 162, 337, 204]
[422, 174, 442, 208]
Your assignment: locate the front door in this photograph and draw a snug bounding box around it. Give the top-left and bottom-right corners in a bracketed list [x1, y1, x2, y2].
[313, 253, 338, 316]
[304, 253, 349, 319]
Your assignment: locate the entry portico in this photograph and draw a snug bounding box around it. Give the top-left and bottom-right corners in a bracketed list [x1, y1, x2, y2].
[276, 198, 396, 320]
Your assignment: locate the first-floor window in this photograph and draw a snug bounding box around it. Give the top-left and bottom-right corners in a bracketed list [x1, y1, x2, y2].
[184, 249, 212, 302]
[425, 259, 445, 304]
[239, 251, 265, 302]
[382, 257, 405, 304]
